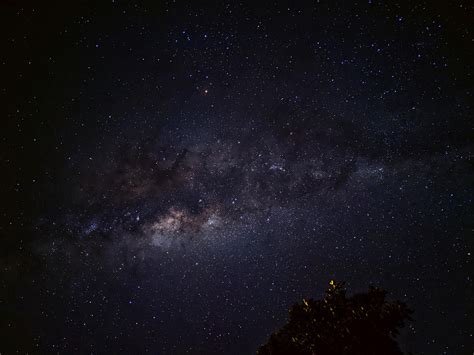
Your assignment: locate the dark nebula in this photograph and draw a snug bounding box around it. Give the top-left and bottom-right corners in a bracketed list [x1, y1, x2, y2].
[1, 1, 472, 354]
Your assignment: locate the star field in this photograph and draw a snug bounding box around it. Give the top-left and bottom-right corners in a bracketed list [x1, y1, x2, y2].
[1, 1, 473, 354]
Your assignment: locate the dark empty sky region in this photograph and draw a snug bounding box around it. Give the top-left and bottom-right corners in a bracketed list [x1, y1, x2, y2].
[1, 1, 473, 354]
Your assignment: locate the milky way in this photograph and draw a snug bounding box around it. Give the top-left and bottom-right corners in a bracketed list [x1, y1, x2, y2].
[2, 1, 473, 354]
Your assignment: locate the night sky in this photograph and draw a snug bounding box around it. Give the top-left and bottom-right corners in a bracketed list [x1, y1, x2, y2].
[1, 1, 473, 354]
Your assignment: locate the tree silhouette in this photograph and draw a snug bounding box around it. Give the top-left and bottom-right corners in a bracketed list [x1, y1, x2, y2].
[257, 281, 412, 355]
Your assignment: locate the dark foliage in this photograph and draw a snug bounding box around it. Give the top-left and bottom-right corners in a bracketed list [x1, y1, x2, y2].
[258, 281, 412, 355]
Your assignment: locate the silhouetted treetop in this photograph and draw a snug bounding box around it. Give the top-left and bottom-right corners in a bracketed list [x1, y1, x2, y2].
[258, 281, 412, 355]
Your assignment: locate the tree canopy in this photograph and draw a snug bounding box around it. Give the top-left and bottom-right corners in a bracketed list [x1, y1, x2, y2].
[258, 281, 412, 355]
